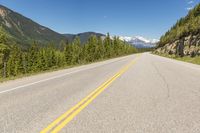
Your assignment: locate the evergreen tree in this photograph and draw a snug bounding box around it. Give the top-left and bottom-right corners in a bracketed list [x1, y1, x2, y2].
[71, 36, 82, 64]
[97, 36, 105, 60]
[0, 32, 137, 79]
[104, 33, 112, 58]
[27, 42, 40, 72]
[87, 35, 98, 62]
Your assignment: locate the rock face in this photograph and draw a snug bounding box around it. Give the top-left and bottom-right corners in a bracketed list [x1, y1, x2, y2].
[154, 34, 200, 57]
[0, 8, 7, 17]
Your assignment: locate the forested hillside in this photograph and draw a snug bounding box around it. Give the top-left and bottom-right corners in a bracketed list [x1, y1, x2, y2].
[0, 5, 106, 49]
[0, 28, 137, 79]
[159, 4, 200, 47]
[63, 32, 105, 44]
[155, 3, 200, 57]
[0, 5, 68, 48]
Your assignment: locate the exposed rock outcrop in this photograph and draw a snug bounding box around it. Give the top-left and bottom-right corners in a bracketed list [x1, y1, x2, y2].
[154, 34, 200, 57]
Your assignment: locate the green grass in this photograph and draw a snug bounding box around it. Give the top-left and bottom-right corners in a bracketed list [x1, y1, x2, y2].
[154, 53, 200, 65]
[175, 56, 200, 65]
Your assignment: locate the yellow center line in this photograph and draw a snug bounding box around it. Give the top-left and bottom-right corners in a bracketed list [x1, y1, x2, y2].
[40, 54, 141, 133]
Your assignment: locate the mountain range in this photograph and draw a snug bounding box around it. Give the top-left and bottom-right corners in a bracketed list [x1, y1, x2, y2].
[0, 4, 156, 49]
[63, 32, 105, 43]
[119, 36, 159, 48]
[0, 5, 105, 48]
[0, 5, 67, 47]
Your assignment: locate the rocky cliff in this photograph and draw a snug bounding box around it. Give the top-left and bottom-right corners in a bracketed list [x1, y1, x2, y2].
[154, 33, 200, 57]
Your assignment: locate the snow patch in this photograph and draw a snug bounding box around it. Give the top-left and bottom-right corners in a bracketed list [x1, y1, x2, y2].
[119, 35, 159, 48]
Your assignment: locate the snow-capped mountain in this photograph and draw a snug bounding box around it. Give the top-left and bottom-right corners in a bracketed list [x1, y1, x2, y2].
[119, 36, 159, 48]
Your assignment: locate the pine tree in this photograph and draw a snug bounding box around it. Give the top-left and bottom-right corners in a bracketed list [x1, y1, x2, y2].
[64, 42, 73, 65]
[0, 27, 10, 78]
[71, 36, 82, 64]
[104, 33, 112, 58]
[97, 37, 105, 60]
[27, 42, 40, 72]
[87, 35, 98, 62]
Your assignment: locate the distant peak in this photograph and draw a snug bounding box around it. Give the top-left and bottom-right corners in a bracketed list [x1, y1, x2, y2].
[119, 35, 159, 44]
[119, 35, 159, 48]
[0, 8, 7, 17]
[135, 36, 151, 43]
[0, 5, 10, 17]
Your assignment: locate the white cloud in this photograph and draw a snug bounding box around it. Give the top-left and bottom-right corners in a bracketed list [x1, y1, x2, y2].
[186, 7, 193, 10]
[186, 0, 195, 11]
[187, 0, 194, 4]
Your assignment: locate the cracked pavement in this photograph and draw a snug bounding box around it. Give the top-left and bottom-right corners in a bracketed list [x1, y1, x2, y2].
[0, 53, 200, 133]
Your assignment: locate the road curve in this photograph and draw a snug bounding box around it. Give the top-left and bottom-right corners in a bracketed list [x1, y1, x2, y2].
[0, 53, 200, 133]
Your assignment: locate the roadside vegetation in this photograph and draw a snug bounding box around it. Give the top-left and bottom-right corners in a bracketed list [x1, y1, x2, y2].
[0, 28, 137, 81]
[154, 3, 200, 64]
[137, 48, 154, 53]
[155, 53, 200, 65]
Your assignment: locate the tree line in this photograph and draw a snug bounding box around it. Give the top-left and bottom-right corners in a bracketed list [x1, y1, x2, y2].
[0, 30, 137, 79]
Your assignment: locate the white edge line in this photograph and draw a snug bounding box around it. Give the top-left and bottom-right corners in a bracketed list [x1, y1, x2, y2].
[0, 55, 131, 94]
[150, 53, 200, 71]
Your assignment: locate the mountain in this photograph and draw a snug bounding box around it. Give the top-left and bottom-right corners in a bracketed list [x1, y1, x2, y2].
[119, 36, 159, 48]
[0, 5, 107, 48]
[63, 32, 105, 44]
[0, 4, 67, 48]
[155, 4, 200, 57]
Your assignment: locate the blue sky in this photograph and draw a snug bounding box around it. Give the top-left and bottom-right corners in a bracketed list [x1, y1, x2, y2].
[0, 0, 199, 39]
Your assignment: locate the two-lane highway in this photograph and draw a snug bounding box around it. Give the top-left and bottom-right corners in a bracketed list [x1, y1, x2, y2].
[0, 53, 200, 133]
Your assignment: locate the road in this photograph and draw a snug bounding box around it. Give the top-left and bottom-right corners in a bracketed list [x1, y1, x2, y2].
[0, 53, 200, 133]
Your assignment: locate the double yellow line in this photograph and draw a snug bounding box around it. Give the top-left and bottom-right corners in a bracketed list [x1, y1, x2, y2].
[40, 55, 141, 133]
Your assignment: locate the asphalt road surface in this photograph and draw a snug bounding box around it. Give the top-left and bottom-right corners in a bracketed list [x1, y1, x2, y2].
[0, 53, 200, 133]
